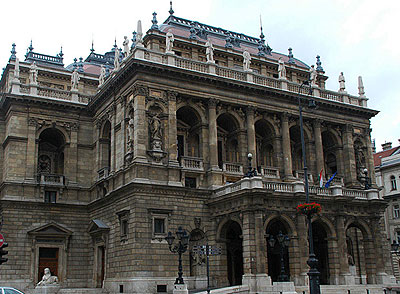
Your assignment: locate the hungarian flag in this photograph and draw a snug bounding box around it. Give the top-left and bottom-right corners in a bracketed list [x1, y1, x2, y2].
[319, 169, 324, 188]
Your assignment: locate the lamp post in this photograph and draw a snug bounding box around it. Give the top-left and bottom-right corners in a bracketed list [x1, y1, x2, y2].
[298, 81, 320, 294]
[244, 152, 257, 178]
[165, 226, 190, 285]
[268, 231, 290, 282]
[362, 168, 371, 190]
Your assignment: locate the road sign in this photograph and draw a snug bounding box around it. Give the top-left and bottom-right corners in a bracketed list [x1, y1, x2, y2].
[0, 233, 4, 248]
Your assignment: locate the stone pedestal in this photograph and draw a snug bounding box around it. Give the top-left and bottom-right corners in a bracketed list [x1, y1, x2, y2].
[173, 283, 188, 294]
[242, 273, 272, 293]
[272, 281, 297, 294]
[33, 285, 61, 294]
[71, 89, 79, 102]
[30, 84, 37, 95]
[11, 80, 21, 94]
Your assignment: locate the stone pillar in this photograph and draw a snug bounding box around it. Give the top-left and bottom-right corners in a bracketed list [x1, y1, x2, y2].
[364, 127, 376, 185]
[26, 118, 37, 180]
[67, 125, 78, 183]
[208, 99, 219, 170]
[246, 107, 256, 166]
[255, 211, 266, 274]
[281, 112, 293, 179]
[342, 124, 357, 187]
[95, 125, 101, 172]
[167, 91, 179, 166]
[296, 215, 309, 285]
[110, 106, 116, 172]
[242, 210, 256, 278]
[313, 120, 324, 177]
[336, 216, 354, 284]
[371, 216, 393, 283]
[133, 84, 148, 163]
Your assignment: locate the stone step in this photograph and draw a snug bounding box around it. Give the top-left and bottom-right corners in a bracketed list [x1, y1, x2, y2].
[58, 289, 107, 294]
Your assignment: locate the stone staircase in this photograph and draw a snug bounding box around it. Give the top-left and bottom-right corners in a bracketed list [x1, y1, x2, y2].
[58, 289, 108, 294]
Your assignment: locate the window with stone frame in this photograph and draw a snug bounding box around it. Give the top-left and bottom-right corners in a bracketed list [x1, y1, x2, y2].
[44, 191, 57, 203]
[391, 175, 397, 191]
[394, 205, 400, 219]
[148, 208, 172, 241]
[116, 210, 130, 242]
[396, 230, 400, 244]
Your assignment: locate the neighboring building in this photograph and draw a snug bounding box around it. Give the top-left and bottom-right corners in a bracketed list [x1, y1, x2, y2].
[374, 141, 400, 281]
[0, 7, 395, 294]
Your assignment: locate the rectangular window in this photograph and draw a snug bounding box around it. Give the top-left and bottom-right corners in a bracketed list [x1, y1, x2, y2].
[396, 231, 400, 244]
[394, 205, 400, 219]
[149, 209, 171, 241]
[154, 218, 165, 234]
[117, 210, 130, 242]
[391, 176, 397, 190]
[44, 191, 57, 203]
[185, 177, 197, 188]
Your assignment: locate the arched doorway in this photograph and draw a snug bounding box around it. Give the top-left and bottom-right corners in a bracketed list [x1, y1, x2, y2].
[312, 221, 330, 285]
[266, 219, 290, 282]
[220, 220, 243, 286]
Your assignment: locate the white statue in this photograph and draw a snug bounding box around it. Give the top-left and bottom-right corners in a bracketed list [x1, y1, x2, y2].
[29, 62, 38, 85]
[123, 36, 129, 58]
[37, 268, 59, 286]
[205, 40, 214, 63]
[243, 50, 251, 71]
[310, 65, 317, 86]
[114, 48, 120, 71]
[358, 76, 365, 97]
[278, 57, 286, 80]
[14, 58, 20, 81]
[98, 65, 106, 87]
[338, 72, 346, 92]
[71, 69, 80, 90]
[165, 29, 174, 53]
[136, 20, 144, 47]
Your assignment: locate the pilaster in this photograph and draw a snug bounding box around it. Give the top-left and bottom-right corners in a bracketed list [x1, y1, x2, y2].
[246, 107, 256, 165]
[167, 91, 179, 166]
[281, 113, 293, 180]
[342, 124, 357, 187]
[133, 84, 148, 163]
[313, 119, 324, 177]
[208, 99, 219, 170]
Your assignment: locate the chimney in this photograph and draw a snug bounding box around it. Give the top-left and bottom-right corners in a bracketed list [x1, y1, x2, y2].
[382, 142, 392, 151]
[372, 139, 376, 153]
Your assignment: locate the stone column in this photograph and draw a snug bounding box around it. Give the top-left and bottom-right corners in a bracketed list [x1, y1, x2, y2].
[296, 215, 309, 285]
[246, 107, 256, 166]
[242, 211, 256, 275]
[255, 211, 266, 274]
[167, 91, 179, 166]
[110, 105, 116, 172]
[67, 125, 78, 183]
[336, 215, 353, 284]
[313, 120, 324, 176]
[208, 99, 219, 170]
[281, 112, 293, 179]
[133, 84, 148, 163]
[26, 118, 37, 180]
[342, 124, 357, 187]
[364, 127, 376, 185]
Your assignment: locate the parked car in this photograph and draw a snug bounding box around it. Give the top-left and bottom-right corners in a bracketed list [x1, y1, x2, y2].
[0, 288, 24, 294]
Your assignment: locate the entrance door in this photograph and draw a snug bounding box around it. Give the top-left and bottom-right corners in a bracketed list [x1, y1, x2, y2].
[38, 247, 59, 282]
[97, 246, 105, 288]
[224, 221, 243, 286]
[312, 222, 329, 285]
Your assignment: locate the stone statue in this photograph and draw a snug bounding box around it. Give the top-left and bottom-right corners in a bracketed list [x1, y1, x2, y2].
[136, 20, 144, 47]
[123, 36, 129, 58]
[278, 57, 286, 80]
[29, 62, 38, 85]
[310, 65, 317, 86]
[128, 116, 134, 141]
[347, 253, 355, 266]
[114, 48, 120, 71]
[165, 29, 174, 53]
[338, 72, 346, 92]
[358, 76, 365, 97]
[243, 50, 251, 71]
[37, 268, 58, 286]
[71, 69, 80, 90]
[14, 57, 20, 81]
[205, 39, 214, 63]
[99, 65, 106, 87]
[151, 115, 162, 140]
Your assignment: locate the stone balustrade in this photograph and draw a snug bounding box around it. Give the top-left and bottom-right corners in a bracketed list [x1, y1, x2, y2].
[223, 162, 243, 175]
[37, 174, 65, 186]
[180, 156, 204, 171]
[97, 166, 110, 180]
[259, 166, 280, 179]
[293, 170, 314, 184]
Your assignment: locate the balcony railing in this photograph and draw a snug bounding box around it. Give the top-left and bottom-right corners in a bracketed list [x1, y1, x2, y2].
[98, 166, 110, 180]
[223, 163, 243, 175]
[259, 166, 280, 179]
[37, 173, 65, 186]
[293, 170, 314, 183]
[180, 156, 204, 171]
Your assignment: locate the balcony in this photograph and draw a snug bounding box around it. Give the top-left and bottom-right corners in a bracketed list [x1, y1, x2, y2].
[97, 167, 110, 180]
[293, 170, 314, 184]
[259, 166, 280, 179]
[180, 156, 204, 171]
[37, 173, 65, 187]
[223, 163, 243, 175]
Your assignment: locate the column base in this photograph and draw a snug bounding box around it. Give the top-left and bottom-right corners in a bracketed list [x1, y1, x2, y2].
[242, 273, 271, 293]
[339, 272, 355, 285]
[272, 281, 297, 294]
[173, 283, 188, 294]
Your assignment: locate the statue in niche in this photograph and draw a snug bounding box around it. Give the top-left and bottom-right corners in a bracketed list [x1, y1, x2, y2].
[242, 50, 251, 71]
[205, 39, 214, 63]
[37, 268, 58, 286]
[29, 61, 38, 85]
[123, 36, 130, 58]
[165, 29, 174, 53]
[71, 69, 80, 90]
[127, 113, 134, 152]
[151, 115, 162, 141]
[278, 57, 286, 80]
[310, 65, 317, 86]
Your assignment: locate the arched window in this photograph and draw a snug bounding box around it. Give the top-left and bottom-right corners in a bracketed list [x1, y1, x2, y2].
[391, 175, 397, 190]
[38, 128, 65, 175]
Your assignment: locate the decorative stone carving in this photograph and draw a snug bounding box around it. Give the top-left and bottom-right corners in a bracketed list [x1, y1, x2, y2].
[123, 36, 129, 59]
[358, 76, 365, 97]
[167, 90, 178, 102]
[165, 29, 175, 54]
[310, 65, 317, 87]
[13, 57, 20, 81]
[37, 268, 59, 286]
[98, 65, 106, 87]
[194, 217, 201, 229]
[242, 50, 251, 72]
[278, 57, 286, 80]
[133, 83, 149, 97]
[136, 20, 144, 48]
[205, 39, 214, 63]
[114, 47, 120, 71]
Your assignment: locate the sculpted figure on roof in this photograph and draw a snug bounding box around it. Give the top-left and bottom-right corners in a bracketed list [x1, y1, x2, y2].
[205, 39, 214, 63]
[29, 61, 38, 85]
[310, 65, 317, 86]
[123, 36, 130, 59]
[114, 48, 120, 71]
[166, 29, 175, 53]
[98, 65, 106, 87]
[243, 50, 251, 72]
[278, 58, 286, 80]
[71, 69, 80, 90]
[339, 72, 346, 92]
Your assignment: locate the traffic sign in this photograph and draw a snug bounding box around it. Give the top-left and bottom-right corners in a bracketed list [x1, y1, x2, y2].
[0, 233, 4, 248]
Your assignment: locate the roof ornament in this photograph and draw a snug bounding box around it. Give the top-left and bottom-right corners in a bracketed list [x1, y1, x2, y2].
[58, 46, 64, 61]
[358, 76, 366, 97]
[136, 20, 144, 48]
[91, 40, 95, 53]
[28, 40, 34, 52]
[257, 16, 272, 56]
[151, 12, 159, 30]
[78, 57, 84, 73]
[225, 31, 233, 49]
[123, 36, 130, 59]
[316, 55, 324, 72]
[288, 48, 295, 64]
[73, 58, 78, 70]
[10, 43, 17, 61]
[105, 62, 111, 78]
[189, 22, 197, 40]
[131, 31, 137, 50]
[338, 72, 346, 93]
[169, 1, 174, 15]
[113, 38, 117, 49]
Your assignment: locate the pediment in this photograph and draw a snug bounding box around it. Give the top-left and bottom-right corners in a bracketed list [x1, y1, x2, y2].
[88, 219, 110, 234]
[28, 222, 73, 237]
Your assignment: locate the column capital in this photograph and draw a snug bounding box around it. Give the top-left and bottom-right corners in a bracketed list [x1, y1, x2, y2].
[167, 90, 178, 102]
[208, 98, 218, 108]
[133, 83, 149, 97]
[246, 106, 256, 115]
[313, 119, 323, 128]
[281, 112, 290, 122]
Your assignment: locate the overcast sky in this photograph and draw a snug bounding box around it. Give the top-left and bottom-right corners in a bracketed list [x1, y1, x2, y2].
[1, 0, 398, 152]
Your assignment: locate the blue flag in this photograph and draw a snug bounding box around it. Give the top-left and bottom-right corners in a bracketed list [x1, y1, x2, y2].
[324, 172, 337, 188]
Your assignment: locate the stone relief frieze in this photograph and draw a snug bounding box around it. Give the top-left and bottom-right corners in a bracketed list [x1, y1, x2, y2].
[28, 117, 79, 135]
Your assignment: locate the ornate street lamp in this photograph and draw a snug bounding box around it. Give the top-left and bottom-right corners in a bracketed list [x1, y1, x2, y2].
[244, 152, 257, 178]
[298, 81, 320, 294]
[165, 226, 190, 285]
[362, 168, 371, 190]
[268, 231, 290, 282]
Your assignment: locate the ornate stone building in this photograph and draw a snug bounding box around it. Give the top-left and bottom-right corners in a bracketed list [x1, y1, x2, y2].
[0, 8, 395, 294]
